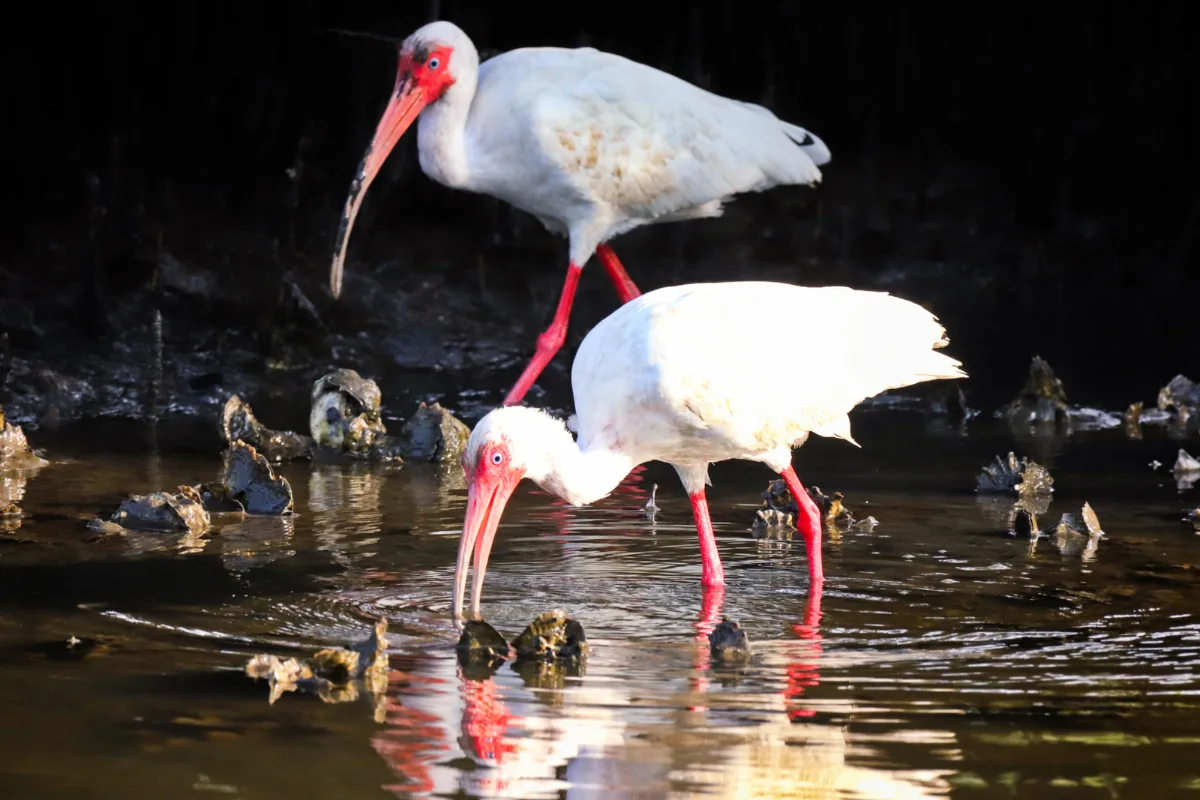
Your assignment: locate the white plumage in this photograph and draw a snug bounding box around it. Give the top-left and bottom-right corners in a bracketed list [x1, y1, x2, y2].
[442, 39, 831, 265]
[569, 282, 965, 492]
[330, 20, 832, 406]
[453, 280, 966, 620]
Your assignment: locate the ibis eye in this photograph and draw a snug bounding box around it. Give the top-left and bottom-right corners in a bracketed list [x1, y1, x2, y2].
[428, 57, 440, 70]
[491, 452, 503, 466]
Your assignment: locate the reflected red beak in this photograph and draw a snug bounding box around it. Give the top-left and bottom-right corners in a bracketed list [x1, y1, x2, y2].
[453, 473, 517, 622]
[330, 68, 430, 299]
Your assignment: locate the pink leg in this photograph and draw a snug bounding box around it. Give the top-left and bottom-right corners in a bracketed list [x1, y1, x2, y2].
[595, 244, 642, 304]
[779, 464, 825, 586]
[503, 263, 583, 406]
[688, 490, 726, 588]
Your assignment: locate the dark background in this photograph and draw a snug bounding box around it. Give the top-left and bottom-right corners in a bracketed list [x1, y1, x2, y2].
[1, 0, 1195, 429]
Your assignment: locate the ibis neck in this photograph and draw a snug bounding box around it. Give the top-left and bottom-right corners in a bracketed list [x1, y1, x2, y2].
[527, 426, 637, 508]
[416, 69, 476, 189]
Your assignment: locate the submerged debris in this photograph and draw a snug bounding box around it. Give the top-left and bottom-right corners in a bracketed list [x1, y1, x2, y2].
[1186, 509, 1199, 533]
[218, 441, 294, 514]
[1003, 356, 1069, 426]
[708, 618, 752, 661]
[751, 480, 878, 532]
[0, 405, 48, 470]
[245, 617, 389, 707]
[396, 401, 471, 462]
[975, 452, 1054, 496]
[220, 394, 312, 462]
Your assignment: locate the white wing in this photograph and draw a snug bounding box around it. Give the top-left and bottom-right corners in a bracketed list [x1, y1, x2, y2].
[571, 282, 966, 467]
[463, 48, 828, 256]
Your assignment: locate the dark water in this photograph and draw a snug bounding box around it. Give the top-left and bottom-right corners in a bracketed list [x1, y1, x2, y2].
[1, 410, 1198, 799]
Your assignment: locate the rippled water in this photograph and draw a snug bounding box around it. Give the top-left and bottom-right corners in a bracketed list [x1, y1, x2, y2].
[1, 411, 1198, 799]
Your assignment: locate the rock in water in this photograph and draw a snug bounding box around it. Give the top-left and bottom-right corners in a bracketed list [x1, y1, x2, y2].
[397, 401, 471, 462]
[0, 405, 48, 470]
[1004, 356, 1069, 425]
[309, 369, 388, 452]
[511, 610, 588, 661]
[976, 452, 1054, 496]
[751, 480, 877, 532]
[245, 617, 389, 706]
[220, 394, 312, 462]
[1158, 374, 1200, 418]
[221, 441, 294, 514]
[709, 618, 751, 660]
[109, 490, 210, 534]
[456, 619, 511, 661]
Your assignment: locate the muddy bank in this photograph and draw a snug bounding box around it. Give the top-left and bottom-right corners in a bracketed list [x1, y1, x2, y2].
[2, 170, 1195, 435]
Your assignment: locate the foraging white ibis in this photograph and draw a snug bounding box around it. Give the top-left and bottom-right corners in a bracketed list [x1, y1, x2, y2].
[329, 21, 832, 406]
[453, 281, 967, 620]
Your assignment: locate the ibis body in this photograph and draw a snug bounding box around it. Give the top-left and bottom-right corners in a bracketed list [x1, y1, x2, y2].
[454, 280, 967, 619]
[330, 21, 831, 405]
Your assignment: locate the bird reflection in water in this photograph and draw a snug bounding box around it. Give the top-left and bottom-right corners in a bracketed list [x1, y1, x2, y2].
[370, 664, 456, 797]
[365, 578, 828, 798]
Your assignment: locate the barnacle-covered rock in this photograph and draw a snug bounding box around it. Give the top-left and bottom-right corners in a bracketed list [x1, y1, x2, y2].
[220, 394, 312, 462]
[511, 610, 588, 662]
[220, 441, 294, 514]
[310, 369, 385, 449]
[709, 618, 751, 661]
[105, 489, 211, 534]
[0, 405, 48, 470]
[456, 619, 511, 661]
[975, 452, 1054, 496]
[245, 617, 389, 706]
[397, 401, 471, 463]
[751, 480, 877, 532]
[1158, 374, 1200, 418]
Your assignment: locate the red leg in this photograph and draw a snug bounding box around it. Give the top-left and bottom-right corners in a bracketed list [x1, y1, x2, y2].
[688, 490, 726, 588]
[779, 465, 825, 586]
[503, 263, 582, 406]
[595, 244, 641, 304]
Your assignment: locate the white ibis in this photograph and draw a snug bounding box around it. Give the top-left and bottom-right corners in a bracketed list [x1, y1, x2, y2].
[452, 281, 967, 620]
[329, 21, 831, 406]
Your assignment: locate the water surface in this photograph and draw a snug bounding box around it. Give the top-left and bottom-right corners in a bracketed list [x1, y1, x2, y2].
[1, 411, 1198, 799]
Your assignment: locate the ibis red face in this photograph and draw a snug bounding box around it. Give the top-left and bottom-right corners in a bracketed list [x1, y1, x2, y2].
[329, 44, 456, 299]
[454, 439, 524, 621]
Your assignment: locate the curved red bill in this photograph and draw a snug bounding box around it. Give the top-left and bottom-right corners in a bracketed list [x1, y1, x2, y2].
[453, 474, 516, 622]
[330, 72, 429, 299]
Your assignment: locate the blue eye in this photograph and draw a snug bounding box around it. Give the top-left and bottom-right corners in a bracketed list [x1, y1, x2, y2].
[428, 57, 440, 70]
[491, 452, 503, 465]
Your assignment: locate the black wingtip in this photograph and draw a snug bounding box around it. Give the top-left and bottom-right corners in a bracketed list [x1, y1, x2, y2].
[796, 132, 815, 147]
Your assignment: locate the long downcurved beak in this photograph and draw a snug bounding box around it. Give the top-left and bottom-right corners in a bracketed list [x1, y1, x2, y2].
[329, 68, 429, 299]
[453, 475, 516, 622]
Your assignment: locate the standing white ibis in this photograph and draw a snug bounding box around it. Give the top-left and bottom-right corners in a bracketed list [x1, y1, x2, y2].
[329, 21, 831, 406]
[452, 281, 967, 620]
